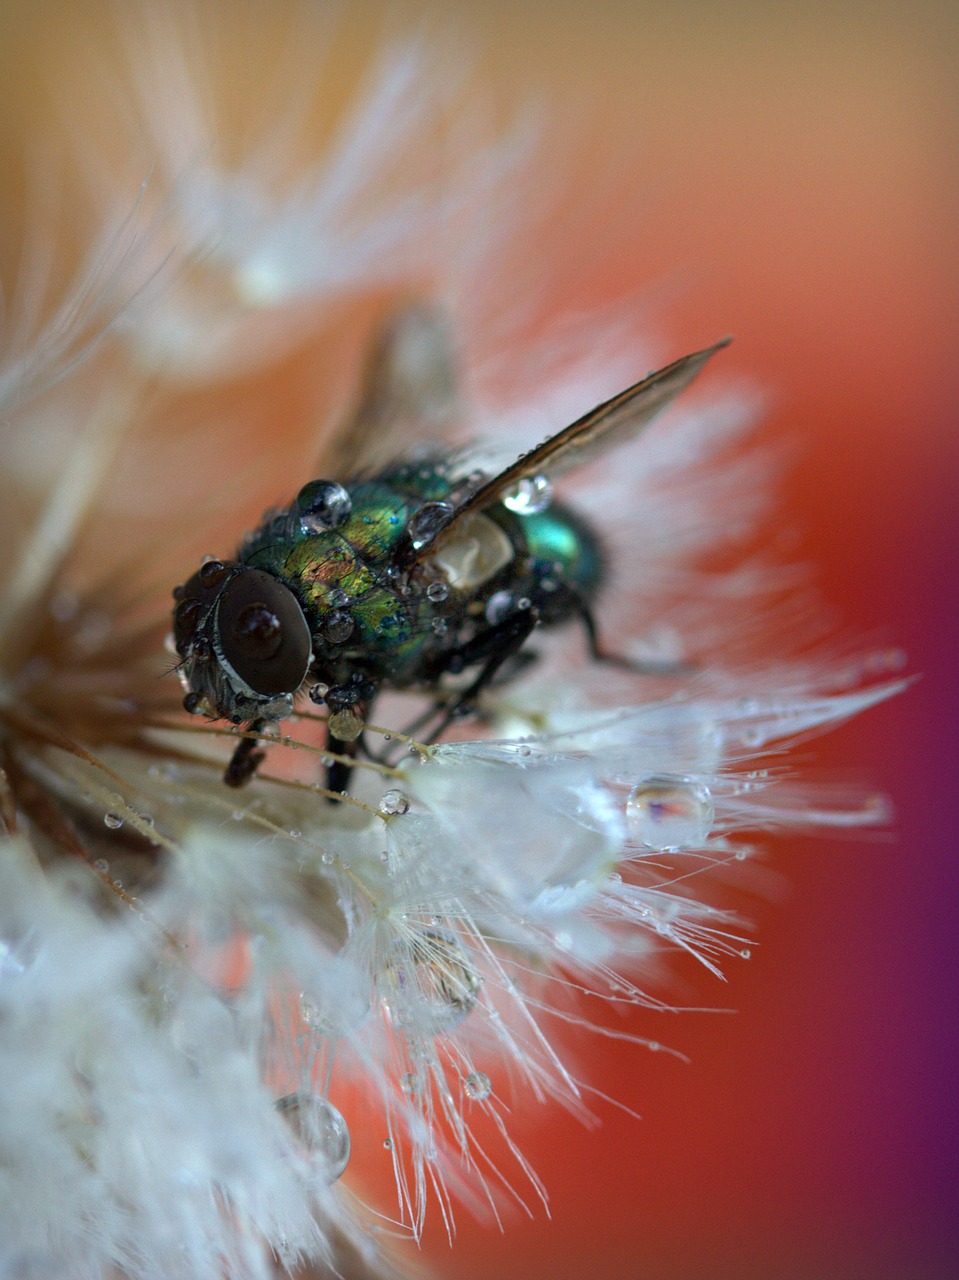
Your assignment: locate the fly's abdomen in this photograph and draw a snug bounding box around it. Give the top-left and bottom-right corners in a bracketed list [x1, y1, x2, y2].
[498, 502, 604, 625]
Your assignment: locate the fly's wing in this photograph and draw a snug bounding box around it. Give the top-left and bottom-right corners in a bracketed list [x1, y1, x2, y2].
[414, 337, 732, 556]
[318, 304, 461, 480]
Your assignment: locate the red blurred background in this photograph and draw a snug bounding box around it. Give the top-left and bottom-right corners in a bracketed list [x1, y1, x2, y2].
[430, 6, 959, 1280]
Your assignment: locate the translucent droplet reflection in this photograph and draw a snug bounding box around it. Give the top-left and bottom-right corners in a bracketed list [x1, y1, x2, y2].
[275, 1092, 350, 1182]
[327, 709, 363, 742]
[503, 473, 552, 514]
[383, 928, 481, 1031]
[408, 501, 453, 549]
[296, 480, 353, 532]
[626, 775, 714, 849]
[463, 1071, 491, 1100]
[380, 789, 410, 816]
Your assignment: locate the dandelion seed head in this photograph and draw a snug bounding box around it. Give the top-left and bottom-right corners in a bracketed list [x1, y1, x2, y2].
[0, 7, 907, 1280]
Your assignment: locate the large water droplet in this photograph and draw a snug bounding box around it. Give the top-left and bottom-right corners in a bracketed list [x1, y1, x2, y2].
[426, 581, 449, 603]
[408, 501, 453, 549]
[296, 480, 352, 532]
[626, 775, 714, 850]
[503, 473, 552, 515]
[104, 812, 124, 830]
[380, 789, 410, 816]
[321, 610, 354, 644]
[275, 1092, 350, 1182]
[383, 929, 481, 1031]
[463, 1071, 491, 1101]
[328, 708, 363, 742]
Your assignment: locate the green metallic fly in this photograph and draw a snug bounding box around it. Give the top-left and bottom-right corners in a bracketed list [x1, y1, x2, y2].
[171, 310, 729, 792]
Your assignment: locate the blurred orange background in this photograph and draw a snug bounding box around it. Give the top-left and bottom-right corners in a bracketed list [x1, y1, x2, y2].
[0, 3, 955, 1279]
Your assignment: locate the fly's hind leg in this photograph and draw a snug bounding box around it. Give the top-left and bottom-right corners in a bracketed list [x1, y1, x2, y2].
[571, 592, 693, 676]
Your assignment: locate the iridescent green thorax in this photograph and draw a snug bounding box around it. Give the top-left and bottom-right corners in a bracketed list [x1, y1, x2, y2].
[240, 467, 457, 684]
[238, 461, 604, 689]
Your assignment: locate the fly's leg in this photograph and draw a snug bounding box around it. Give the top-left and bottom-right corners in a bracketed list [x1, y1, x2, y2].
[417, 606, 541, 742]
[324, 728, 360, 797]
[321, 679, 377, 797]
[571, 593, 694, 675]
[224, 718, 268, 788]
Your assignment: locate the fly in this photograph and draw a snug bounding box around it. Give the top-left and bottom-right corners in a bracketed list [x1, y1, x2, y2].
[170, 309, 730, 793]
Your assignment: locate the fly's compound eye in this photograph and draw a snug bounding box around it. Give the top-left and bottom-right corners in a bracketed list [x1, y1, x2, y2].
[216, 569, 312, 697]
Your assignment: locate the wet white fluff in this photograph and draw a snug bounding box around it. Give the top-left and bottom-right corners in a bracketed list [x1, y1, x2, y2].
[0, 9, 904, 1280]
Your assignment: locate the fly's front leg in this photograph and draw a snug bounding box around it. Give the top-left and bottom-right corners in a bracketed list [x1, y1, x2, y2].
[321, 676, 377, 797]
[324, 729, 361, 797]
[224, 718, 268, 788]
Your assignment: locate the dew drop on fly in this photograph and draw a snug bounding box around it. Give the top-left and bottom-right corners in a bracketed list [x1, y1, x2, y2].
[295, 480, 352, 532]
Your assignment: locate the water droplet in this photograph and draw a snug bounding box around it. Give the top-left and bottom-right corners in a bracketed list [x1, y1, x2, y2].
[327, 587, 350, 608]
[485, 590, 515, 626]
[400, 1072, 421, 1095]
[199, 558, 228, 587]
[321, 610, 354, 644]
[309, 682, 329, 705]
[740, 948, 751, 959]
[408, 501, 453, 549]
[104, 812, 124, 830]
[289, 829, 302, 840]
[463, 1071, 491, 1101]
[626, 776, 714, 850]
[380, 789, 410, 816]
[383, 1137, 393, 1150]
[431, 617, 448, 636]
[275, 1092, 350, 1182]
[383, 928, 481, 1031]
[93, 858, 109, 873]
[328, 709, 364, 742]
[426, 581, 449, 603]
[299, 994, 327, 1031]
[296, 480, 352, 531]
[503, 473, 552, 515]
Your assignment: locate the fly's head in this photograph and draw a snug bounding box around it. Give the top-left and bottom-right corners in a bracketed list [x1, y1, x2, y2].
[171, 560, 312, 724]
